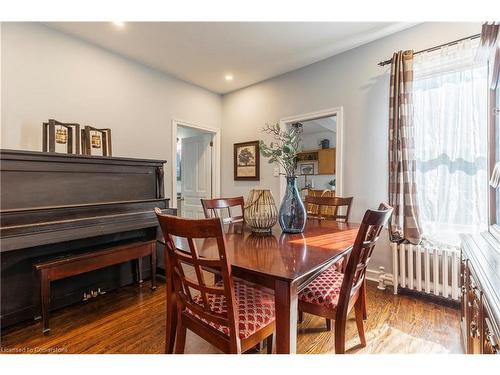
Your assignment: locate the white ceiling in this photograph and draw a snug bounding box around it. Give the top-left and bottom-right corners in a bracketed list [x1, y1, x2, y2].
[301, 116, 337, 135]
[45, 22, 417, 94]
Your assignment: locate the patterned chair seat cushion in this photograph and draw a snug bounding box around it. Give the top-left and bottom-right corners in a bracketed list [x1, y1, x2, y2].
[185, 280, 275, 339]
[299, 266, 344, 310]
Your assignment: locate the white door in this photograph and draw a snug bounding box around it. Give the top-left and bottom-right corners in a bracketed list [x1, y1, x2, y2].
[180, 134, 213, 218]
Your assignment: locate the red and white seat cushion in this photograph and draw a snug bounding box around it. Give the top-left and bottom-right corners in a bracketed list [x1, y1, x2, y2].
[299, 266, 344, 309]
[185, 280, 275, 339]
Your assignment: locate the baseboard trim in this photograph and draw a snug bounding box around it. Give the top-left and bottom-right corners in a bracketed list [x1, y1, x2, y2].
[398, 287, 460, 309]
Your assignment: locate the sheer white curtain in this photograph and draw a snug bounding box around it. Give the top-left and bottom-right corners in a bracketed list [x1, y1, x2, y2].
[413, 39, 488, 247]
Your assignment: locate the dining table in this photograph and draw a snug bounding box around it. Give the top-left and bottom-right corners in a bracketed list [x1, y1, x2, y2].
[159, 219, 360, 354]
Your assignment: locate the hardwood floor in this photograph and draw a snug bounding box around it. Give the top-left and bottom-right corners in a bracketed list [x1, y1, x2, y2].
[0, 280, 462, 354]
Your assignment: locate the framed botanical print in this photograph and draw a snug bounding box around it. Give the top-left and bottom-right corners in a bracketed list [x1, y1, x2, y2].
[234, 141, 260, 181]
[81, 126, 112, 156]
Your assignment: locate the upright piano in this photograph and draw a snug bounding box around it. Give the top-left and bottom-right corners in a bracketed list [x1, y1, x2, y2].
[0, 149, 175, 328]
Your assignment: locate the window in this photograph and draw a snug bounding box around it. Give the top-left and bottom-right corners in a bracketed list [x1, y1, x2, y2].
[413, 40, 489, 246]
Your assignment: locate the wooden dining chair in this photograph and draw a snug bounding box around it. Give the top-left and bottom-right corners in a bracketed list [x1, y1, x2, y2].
[304, 189, 325, 216]
[297, 203, 393, 354]
[201, 196, 245, 224]
[155, 209, 275, 354]
[304, 195, 353, 273]
[305, 195, 353, 222]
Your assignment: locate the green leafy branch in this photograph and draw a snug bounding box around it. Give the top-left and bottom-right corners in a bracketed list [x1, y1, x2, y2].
[259, 122, 302, 178]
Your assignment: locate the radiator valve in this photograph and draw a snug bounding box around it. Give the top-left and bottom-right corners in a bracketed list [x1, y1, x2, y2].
[377, 266, 386, 290]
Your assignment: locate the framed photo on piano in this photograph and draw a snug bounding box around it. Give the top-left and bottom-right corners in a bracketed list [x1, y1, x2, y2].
[81, 126, 112, 156]
[42, 119, 81, 154]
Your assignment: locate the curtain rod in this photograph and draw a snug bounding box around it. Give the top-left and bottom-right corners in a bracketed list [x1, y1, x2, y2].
[377, 33, 481, 67]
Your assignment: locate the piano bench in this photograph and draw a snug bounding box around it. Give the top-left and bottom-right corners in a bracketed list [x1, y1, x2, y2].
[33, 239, 157, 334]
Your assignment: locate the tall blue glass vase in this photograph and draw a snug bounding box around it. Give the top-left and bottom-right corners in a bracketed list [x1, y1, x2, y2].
[279, 176, 306, 233]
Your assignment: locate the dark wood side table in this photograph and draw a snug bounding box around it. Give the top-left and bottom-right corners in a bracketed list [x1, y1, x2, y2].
[460, 229, 500, 354]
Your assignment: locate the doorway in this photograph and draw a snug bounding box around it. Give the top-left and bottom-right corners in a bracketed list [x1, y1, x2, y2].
[279, 107, 344, 202]
[171, 119, 221, 218]
[295, 115, 337, 194]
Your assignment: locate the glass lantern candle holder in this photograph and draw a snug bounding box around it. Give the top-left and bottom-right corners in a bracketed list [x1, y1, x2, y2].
[244, 189, 278, 234]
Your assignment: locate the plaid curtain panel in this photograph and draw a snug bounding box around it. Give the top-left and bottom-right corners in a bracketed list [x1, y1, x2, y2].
[388, 50, 423, 245]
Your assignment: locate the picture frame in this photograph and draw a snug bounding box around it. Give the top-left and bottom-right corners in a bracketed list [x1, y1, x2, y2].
[299, 162, 315, 175]
[234, 140, 260, 181]
[42, 119, 81, 154]
[81, 126, 112, 156]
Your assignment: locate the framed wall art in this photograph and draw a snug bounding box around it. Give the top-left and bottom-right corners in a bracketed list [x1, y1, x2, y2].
[234, 140, 260, 181]
[299, 162, 315, 175]
[42, 119, 81, 154]
[81, 126, 112, 156]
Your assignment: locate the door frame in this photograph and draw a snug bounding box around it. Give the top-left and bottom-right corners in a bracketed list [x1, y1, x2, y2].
[279, 106, 344, 202]
[171, 119, 221, 209]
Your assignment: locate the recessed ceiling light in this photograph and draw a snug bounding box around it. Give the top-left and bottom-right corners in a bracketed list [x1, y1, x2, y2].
[112, 22, 125, 28]
[225, 74, 234, 81]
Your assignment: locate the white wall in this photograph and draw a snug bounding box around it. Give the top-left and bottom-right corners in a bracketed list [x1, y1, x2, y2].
[0, 22, 222, 200]
[300, 130, 336, 150]
[221, 22, 482, 272]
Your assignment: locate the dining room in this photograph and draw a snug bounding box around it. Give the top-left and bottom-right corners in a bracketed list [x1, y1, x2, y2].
[1, 3, 499, 374]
